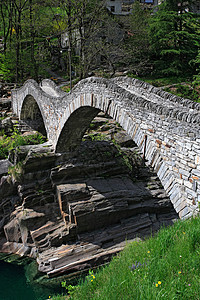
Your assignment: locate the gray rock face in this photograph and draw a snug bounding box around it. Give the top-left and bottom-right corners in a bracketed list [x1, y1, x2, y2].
[0, 160, 12, 177]
[56, 177, 172, 234]
[0, 116, 179, 278]
[0, 117, 13, 135]
[0, 83, 13, 119]
[0, 176, 18, 232]
[0, 99, 11, 110]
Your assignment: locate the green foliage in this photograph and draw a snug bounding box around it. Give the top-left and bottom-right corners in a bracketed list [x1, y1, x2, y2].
[149, 1, 200, 76]
[164, 0, 194, 12]
[61, 281, 79, 296]
[192, 50, 200, 89]
[124, 1, 151, 76]
[0, 0, 62, 82]
[128, 74, 191, 87]
[87, 133, 108, 142]
[0, 53, 13, 81]
[0, 0, 200, 84]
[111, 138, 132, 171]
[0, 128, 46, 159]
[53, 216, 200, 300]
[61, 86, 71, 93]
[164, 84, 200, 102]
[8, 162, 24, 181]
[50, 296, 66, 300]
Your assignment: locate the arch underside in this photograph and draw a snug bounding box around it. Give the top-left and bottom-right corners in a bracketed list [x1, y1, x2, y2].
[56, 106, 100, 152]
[20, 95, 47, 137]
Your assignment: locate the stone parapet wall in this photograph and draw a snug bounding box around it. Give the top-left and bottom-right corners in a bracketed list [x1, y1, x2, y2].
[112, 76, 200, 111]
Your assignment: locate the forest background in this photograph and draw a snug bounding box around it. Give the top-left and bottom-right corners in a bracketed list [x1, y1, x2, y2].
[0, 0, 200, 100]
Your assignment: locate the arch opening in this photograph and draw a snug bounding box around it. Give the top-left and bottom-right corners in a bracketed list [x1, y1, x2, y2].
[20, 95, 47, 137]
[55, 109, 179, 229]
[56, 106, 100, 153]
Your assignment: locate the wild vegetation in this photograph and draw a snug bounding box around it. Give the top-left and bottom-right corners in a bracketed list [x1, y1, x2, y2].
[50, 216, 200, 300]
[0, 126, 45, 159]
[0, 1, 200, 299]
[0, 0, 199, 98]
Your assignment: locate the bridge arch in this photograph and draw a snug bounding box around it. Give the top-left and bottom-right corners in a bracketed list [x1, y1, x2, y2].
[20, 94, 47, 136]
[11, 79, 66, 143]
[12, 77, 200, 220]
[56, 106, 100, 152]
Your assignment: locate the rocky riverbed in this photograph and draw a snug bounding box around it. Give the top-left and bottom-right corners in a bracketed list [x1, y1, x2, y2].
[0, 92, 178, 284]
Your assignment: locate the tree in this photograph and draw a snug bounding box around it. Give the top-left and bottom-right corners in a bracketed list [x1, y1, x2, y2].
[192, 50, 200, 94]
[64, 0, 108, 79]
[0, 0, 14, 53]
[149, 0, 200, 76]
[123, 0, 151, 76]
[0, 0, 57, 82]
[55, 0, 124, 79]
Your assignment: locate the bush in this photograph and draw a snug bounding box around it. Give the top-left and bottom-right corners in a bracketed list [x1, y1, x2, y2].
[0, 129, 46, 159]
[164, 84, 199, 102]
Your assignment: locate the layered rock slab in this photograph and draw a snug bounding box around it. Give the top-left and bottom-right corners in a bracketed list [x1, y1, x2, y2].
[0, 115, 179, 279]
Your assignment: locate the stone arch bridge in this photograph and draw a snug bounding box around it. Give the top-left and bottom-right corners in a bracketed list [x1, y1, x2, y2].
[11, 77, 200, 220]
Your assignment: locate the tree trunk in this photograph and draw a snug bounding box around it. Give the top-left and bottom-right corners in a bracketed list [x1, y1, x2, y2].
[29, 0, 38, 80]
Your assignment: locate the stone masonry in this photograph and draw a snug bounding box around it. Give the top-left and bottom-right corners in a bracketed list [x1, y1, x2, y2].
[11, 76, 200, 219]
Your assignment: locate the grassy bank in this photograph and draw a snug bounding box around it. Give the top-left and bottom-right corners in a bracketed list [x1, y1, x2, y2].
[128, 74, 200, 102]
[51, 216, 200, 300]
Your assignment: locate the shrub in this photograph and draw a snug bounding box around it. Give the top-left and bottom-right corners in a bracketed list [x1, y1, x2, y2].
[0, 130, 46, 159]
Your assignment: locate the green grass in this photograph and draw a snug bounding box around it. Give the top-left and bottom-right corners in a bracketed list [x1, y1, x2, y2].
[128, 74, 191, 87]
[51, 216, 200, 300]
[144, 77, 191, 87]
[163, 84, 200, 102]
[128, 74, 200, 102]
